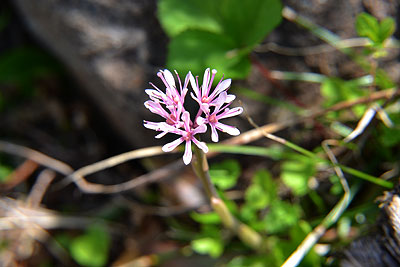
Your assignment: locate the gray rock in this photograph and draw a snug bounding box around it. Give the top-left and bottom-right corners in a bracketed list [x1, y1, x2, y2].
[13, 0, 168, 148]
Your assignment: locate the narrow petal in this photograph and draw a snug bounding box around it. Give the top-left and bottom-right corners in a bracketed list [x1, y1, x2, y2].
[183, 72, 191, 91]
[189, 72, 200, 98]
[217, 107, 243, 119]
[211, 91, 227, 108]
[210, 124, 219, 142]
[225, 94, 236, 103]
[196, 116, 207, 126]
[209, 78, 231, 99]
[202, 68, 210, 97]
[155, 131, 168, 139]
[193, 123, 207, 135]
[183, 141, 192, 165]
[163, 69, 176, 88]
[192, 137, 209, 153]
[200, 103, 210, 114]
[143, 121, 165, 131]
[215, 122, 240, 136]
[181, 111, 191, 132]
[162, 137, 184, 152]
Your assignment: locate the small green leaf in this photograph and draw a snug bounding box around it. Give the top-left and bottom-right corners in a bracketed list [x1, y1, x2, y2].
[263, 201, 301, 234]
[219, 0, 282, 46]
[0, 164, 13, 183]
[356, 13, 380, 43]
[379, 17, 396, 43]
[375, 69, 395, 89]
[158, 0, 222, 37]
[244, 169, 276, 210]
[228, 255, 275, 267]
[167, 30, 251, 79]
[245, 184, 269, 210]
[191, 237, 223, 258]
[321, 77, 367, 117]
[281, 160, 315, 196]
[209, 159, 241, 190]
[190, 211, 221, 224]
[70, 224, 110, 267]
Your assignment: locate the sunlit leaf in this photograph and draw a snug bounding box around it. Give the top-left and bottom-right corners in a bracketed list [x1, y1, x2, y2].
[70, 224, 110, 267]
[281, 160, 315, 196]
[191, 236, 223, 258]
[209, 159, 241, 190]
[263, 201, 301, 234]
[356, 13, 380, 43]
[158, 0, 222, 37]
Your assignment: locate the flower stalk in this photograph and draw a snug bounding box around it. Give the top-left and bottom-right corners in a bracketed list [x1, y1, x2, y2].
[192, 145, 265, 251]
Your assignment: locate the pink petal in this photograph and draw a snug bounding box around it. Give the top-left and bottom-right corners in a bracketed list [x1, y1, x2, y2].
[183, 141, 192, 165]
[202, 68, 210, 97]
[181, 111, 191, 132]
[217, 107, 243, 119]
[210, 124, 219, 142]
[192, 138, 209, 153]
[163, 69, 176, 88]
[155, 131, 168, 139]
[215, 122, 240, 136]
[193, 123, 207, 135]
[225, 94, 236, 103]
[200, 103, 210, 114]
[189, 72, 200, 98]
[196, 116, 207, 126]
[211, 91, 227, 108]
[162, 137, 184, 152]
[209, 79, 231, 99]
[183, 72, 191, 91]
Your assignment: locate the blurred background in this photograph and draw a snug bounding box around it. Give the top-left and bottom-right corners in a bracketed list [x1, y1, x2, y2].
[0, 0, 399, 266]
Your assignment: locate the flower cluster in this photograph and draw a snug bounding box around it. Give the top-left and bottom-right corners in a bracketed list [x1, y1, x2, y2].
[144, 68, 243, 165]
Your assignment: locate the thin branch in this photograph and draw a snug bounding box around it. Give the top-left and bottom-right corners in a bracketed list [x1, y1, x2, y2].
[27, 169, 56, 207]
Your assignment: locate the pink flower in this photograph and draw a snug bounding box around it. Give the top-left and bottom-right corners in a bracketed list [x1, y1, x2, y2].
[190, 68, 236, 114]
[162, 112, 208, 165]
[197, 92, 243, 142]
[143, 68, 242, 165]
[145, 69, 189, 127]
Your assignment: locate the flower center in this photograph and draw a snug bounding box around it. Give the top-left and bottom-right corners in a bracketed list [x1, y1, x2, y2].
[183, 131, 192, 141]
[166, 114, 176, 125]
[173, 96, 180, 104]
[201, 96, 209, 103]
[208, 114, 218, 124]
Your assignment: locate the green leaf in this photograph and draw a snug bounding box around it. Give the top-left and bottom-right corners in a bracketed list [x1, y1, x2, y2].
[321, 77, 367, 117]
[191, 237, 223, 258]
[0, 164, 13, 183]
[228, 255, 275, 267]
[244, 169, 276, 210]
[355, 13, 380, 43]
[245, 184, 269, 210]
[190, 211, 221, 224]
[375, 69, 395, 89]
[158, 0, 222, 37]
[209, 159, 241, 190]
[167, 30, 251, 79]
[263, 201, 301, 234]
[70, 224, 110, 267]
[219, 0, 282, 46]
[379, 17, 396, 42]
[281, 160, 315, 196]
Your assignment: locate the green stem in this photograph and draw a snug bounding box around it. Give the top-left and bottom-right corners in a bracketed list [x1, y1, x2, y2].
[191, 145, 265, 251]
